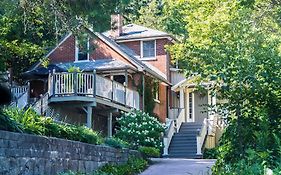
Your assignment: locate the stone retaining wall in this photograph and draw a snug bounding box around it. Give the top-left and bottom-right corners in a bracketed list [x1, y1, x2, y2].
[0, 130, 140, 175]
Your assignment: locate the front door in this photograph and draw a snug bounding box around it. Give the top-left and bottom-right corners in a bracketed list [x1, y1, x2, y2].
[186, 92, 195, 122]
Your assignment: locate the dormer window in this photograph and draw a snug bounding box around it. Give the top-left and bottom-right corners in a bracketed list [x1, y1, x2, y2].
[141, 40, 156, 60]
[75, 36, 89, 61]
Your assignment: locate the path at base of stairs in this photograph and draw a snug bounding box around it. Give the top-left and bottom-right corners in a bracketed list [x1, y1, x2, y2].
[140, 158, 216, 175]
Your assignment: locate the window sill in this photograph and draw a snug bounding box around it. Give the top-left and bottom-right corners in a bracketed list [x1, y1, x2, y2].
[139, 57, 157, 61]
[154, 99, 160, 104]
[74, 60, 90, 63]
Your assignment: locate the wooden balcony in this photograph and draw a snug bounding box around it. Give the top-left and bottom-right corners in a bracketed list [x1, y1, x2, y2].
[48, 72, 140, 110]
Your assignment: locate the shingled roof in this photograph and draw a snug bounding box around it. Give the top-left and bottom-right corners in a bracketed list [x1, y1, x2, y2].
[103, 24, 171, 41]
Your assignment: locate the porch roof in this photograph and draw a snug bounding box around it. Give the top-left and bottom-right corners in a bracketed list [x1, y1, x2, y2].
[56, 59, 136, 72]
[172, 76, 213, 92]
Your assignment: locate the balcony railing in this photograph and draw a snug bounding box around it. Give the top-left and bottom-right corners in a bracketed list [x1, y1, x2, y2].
[48, 72, 140, 110]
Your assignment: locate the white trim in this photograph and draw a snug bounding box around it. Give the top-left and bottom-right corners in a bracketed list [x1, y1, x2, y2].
[46, 33, 72, 58]
[140, 40, 156, 60]
[116, 36, 171, 43]
[187, 92, 195, 122]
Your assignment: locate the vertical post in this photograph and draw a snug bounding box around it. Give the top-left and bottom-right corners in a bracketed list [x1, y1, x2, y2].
[111, 75, 114, 101]
[93, 69, 96, 97]
[86, 106, 92, 128]
[74, 72, 77, 96]
[40, 94, 43, 115]
[179, 89, 184, 108]
[27, 82, 30, 103]
[52, 69, 56, 96]
[196, 136, 202, 155]
[142, 74, 145, 110]
[108, 112, 113, 137]
[124, 67, 128, 106]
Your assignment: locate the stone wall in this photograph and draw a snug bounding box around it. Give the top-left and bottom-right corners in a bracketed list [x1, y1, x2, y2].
[0, 130, 140, 175]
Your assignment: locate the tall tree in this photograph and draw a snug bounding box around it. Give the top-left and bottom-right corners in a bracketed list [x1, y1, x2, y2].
[0, 0, 130, 82]
[166, 0, 281, 172]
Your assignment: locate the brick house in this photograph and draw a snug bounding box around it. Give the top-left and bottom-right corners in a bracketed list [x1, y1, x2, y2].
[13, 14, 223, 158]
[22, 14, 175, 137]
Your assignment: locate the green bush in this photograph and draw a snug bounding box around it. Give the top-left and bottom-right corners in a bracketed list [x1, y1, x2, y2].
[3, 107, 102, 145]
[104, 137, 130, 149]
[138, 146, 160, 158]
[203, 148, 218, 159]
[93, 157, 148, 175]
[0, 110, 23, 132]
[116, 110, 165, 149]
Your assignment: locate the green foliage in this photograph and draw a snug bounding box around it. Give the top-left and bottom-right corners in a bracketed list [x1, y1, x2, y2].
[138, 146, 160, 158]
[0, 109, 23, 133]
[94, 157, 148, 175]
[104, 137, 130, 149]
[116, 110, 165, 149]
[203, 148, 218, 159]
[144, 76, 157, 115]
[3, 107, 102, 145]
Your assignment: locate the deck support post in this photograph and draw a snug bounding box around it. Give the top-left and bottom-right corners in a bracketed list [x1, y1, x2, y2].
[108, 112, 113, 137]
[86, 106, 92, 129]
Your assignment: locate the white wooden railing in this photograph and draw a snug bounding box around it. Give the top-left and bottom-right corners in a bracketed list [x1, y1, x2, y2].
[196, 118, 208, 155]
[163, 119, 176, 155]
[49, 72, 140, 109]
[11, 85, 28, 99]
[176, 108, 185, 132]
[11, 84, 30, 109]
[32, 93, 49, 115]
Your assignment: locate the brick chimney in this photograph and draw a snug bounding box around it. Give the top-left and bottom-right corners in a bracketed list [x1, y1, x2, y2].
[111, 14, 123, 38]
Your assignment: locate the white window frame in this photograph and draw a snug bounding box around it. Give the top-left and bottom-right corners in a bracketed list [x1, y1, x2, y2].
[187, 92, 195, 122]
[140, 39, 157, 60]
[75, 37, 90, 62]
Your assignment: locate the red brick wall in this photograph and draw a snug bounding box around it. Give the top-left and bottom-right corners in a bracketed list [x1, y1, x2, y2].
[121, 41, 141, 55]
[153, 83, 168, 122]
[121, 39, 172, 78]
[48, 35, 75, 63]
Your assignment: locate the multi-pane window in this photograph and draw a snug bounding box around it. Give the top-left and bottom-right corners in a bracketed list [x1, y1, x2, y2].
[142, 40, 156, 58]
[189, 93, 193, 119]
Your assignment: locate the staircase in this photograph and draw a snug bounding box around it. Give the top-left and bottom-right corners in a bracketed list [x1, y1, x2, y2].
[168, 122, 202, 158]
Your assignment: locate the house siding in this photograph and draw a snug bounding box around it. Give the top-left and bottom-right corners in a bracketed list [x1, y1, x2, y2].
[48, 35, 76, 63]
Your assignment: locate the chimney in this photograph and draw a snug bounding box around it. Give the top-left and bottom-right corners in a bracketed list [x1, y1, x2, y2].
[111, 14, 123, 38]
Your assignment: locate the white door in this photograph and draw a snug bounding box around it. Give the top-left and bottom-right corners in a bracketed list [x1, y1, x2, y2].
[186, 92, 195, 122]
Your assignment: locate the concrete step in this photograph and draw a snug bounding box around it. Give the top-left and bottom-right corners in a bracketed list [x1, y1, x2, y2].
[166, 154, 202, 159]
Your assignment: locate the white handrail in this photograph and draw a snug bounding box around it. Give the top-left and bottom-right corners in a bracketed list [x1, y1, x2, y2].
[163, 119, 176, 155]
[176, 108, 185, 132]
[196, 118, 208, 155]
[32, 93, 49, 115]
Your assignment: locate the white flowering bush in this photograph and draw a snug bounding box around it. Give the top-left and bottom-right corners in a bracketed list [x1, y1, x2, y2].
[116, 110, 165, 149]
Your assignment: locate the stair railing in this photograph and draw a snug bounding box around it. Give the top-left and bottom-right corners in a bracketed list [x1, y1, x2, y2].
[196, 118, 208, 155]
[31, 93, 49, 115]
[163, 119, 176, 155]
[175, 108, 185, 132]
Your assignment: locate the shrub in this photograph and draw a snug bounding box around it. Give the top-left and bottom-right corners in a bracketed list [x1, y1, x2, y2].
[203, 148, 218, 159]
[116, 110, 165, 149]
[3, 107, 102, 145]
[94, 157, 148, 175]
[0, 110, 23, 132]
[138, 146, 160, 158]
[104, 137, 130, 149]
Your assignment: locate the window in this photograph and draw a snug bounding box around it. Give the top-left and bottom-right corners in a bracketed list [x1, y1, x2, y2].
[189, 93, 193, 119]
[141, 40, 156, 59]
[76, 36, 89, 61]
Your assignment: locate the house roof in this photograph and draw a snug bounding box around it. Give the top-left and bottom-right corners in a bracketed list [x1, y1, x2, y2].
[29, 26, 171, 85]
[56, 59, 136, 72]
[172, 76, 213, 92]
[103, 24, 171, 41]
